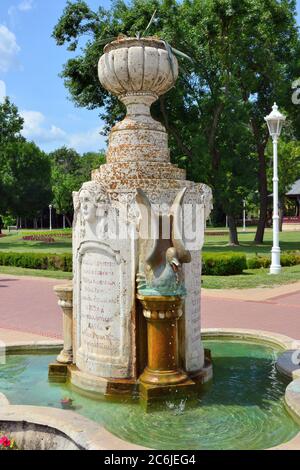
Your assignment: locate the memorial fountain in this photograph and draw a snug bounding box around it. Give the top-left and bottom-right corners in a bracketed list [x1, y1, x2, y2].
[1, 37, 300, 451]
[51, 36, 213, 404]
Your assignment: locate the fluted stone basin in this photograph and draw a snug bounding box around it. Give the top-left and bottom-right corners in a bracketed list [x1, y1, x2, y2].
[98, 37, 178, 98]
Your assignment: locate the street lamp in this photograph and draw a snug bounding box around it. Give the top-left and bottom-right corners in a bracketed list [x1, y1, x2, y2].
[49, 204, 53, 231]
[243, 199, 246, 232]
[265, 103, 286, 275]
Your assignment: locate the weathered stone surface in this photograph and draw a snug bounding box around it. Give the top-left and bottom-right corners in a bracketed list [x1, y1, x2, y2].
[54, 284, 73, 364]
[73, 183, 137, 379]
[276, 350, 300, 379]
[71, 37, 213, 389]
[0, 405, 147, 450]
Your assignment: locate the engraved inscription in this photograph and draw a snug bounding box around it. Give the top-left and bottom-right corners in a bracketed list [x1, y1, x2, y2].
[80, 251, 121, 358]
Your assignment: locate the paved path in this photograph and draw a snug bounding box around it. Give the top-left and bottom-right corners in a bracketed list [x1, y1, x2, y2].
[202, 289, 300, 340]
[0, 275, 64, 340]
[0, 274, 299, 343]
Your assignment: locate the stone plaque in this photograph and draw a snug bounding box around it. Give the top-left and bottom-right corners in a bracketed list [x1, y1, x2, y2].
[75, 241, 132, 378]
[80, 251, 120, 358]
[184, 250, 205, 372]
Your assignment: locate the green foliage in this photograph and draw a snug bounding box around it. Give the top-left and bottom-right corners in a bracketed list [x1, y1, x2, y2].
[0, 251, 72, 272]
[0, 98, 24, 145]
[246, 256, 270, 269]
[49, 147, 105, 225]
[52, 0, 300, 245]
[247, 252, 300, 269]
[0, 140, 51, 218]
[202, 252, 247, 275]
[266, 140, 300, 199]
[1, 214, 16, 229]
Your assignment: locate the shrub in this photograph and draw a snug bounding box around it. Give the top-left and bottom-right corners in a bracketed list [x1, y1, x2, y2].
[247, 256, 270, 269]
[0, 252, 72, 272]
[202, 253, 247, 276]
[247, 252, 300, 270]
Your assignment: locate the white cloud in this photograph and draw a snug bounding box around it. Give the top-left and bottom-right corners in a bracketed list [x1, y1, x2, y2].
[20, 109, 106, 152]
[0, 80, 6, 102]
[8, 0, 33, 16]
[18, 0, 33, 11]
[68, 128, 106, 153]
[21, 110, 67, 143]
[0, 25, 20, 72]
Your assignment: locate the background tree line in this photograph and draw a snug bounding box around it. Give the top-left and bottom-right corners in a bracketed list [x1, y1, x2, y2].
[0, 97, 105, 231]
[1, 0, 300, 243]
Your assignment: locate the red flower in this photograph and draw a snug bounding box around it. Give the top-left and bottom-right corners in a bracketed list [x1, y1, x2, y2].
[0, 436, 11, 448]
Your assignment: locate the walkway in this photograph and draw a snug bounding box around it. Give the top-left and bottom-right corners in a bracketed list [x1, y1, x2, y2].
[0, 274, 64, 340]
[0, 274, 299, 342]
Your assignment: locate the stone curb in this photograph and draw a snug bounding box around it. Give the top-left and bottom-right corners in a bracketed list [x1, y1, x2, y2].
[0, 405, 147, 450]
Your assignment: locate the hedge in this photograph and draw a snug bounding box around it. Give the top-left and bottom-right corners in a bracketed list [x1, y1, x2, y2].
[247, 252, 300, 270]
[202, 253, 247, 276]
[0, 252, 72, 272]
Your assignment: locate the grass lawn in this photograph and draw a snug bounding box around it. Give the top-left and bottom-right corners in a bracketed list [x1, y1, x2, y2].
[204, 227, 300, 256]
[0, 228, 299, 288]
[0, 265, 72, 280]
[202, 265, 300, 289]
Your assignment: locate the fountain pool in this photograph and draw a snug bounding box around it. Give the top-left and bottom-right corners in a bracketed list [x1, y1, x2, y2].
[0, 339, 299, 450]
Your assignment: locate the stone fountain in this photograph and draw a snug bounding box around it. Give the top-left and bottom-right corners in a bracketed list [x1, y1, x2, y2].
[51, 37, 213, 405]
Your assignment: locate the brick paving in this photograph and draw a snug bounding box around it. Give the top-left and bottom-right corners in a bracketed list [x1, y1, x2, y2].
[0, 274, 299, 342]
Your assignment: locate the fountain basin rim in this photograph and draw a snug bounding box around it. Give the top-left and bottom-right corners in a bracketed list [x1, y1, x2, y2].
[0, 405, 147, 450]
[2, 329, 300, 450]
[103, 37, 169, 54]
[202, 328, 296, 352]
[3, 339, 62, 355]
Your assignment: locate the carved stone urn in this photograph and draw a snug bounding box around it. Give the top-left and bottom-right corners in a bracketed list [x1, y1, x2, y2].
[98, 37, 178, 165]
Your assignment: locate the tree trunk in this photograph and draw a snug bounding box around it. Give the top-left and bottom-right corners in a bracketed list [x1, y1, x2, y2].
[228, 215, 239, 246]
[279, 198, 284, 232]
[0, 216, 2, 234]
[65, 214, 72, 228]
[254, 145, 268, 244]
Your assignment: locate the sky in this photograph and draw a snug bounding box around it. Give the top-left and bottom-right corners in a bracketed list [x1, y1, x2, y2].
[0, 0, 299, 154]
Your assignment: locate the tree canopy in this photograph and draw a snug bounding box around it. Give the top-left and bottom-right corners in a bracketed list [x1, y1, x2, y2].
[53, 0, 300, 243]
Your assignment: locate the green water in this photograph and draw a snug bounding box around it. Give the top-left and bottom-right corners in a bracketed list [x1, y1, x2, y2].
[0, 340, 299, 450]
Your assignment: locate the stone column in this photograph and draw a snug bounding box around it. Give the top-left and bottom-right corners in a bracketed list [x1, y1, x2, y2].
[54, 284, 73, 364]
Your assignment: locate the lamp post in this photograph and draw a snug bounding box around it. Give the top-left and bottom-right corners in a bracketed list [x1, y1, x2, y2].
[49, 204, 53, 231]
[243, 200, 246, 232]
[265, 103, 286, 275]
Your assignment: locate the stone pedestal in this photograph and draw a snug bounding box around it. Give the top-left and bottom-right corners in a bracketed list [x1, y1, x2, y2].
[54, 284, 73, 364]
[137, 295, 188, 386]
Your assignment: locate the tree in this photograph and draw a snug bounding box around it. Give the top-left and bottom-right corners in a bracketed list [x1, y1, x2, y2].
[0, 97, 24, 144]
[266, 139, 300, 229]
[0, 98, 24, 232]
[53, 0, 300, 244]
[49, 147, 82, 226]
[79, 151, 106, 181]
[0, 140, 52, 223]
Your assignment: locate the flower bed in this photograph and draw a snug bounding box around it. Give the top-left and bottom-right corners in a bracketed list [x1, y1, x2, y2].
[0, 434, 18, 451]
[22, 235, 55, 243]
